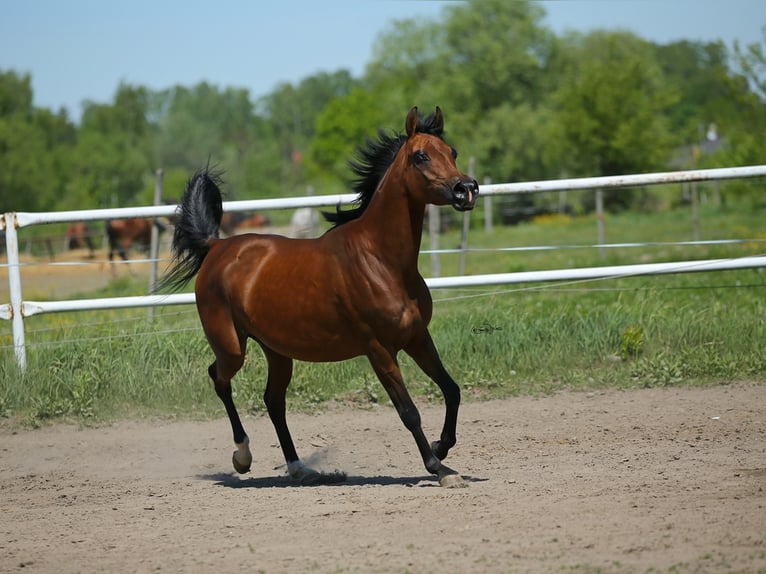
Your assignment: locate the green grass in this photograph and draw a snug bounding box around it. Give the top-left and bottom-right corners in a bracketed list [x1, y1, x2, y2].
[1, 201, 764, 426]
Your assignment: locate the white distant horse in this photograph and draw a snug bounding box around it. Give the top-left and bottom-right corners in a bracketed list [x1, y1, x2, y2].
[290, 207, 319, 238]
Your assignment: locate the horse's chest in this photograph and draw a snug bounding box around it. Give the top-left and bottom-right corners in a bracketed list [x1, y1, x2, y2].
[366, 289, 427, 343]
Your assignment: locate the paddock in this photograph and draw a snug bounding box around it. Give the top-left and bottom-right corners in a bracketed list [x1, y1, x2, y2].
[1, 382, 764, 573]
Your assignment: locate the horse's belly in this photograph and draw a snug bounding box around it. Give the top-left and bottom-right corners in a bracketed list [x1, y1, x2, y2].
[241, 299, 368, 362]
[241, 296, 422, 363]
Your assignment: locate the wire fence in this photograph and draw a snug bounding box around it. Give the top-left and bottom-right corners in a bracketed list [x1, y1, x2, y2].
[4, 251, 764, 354]
[3, 164, 766, 368]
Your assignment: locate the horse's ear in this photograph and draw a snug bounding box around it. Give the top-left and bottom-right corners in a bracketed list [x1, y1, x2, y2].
[405, 107, 419, 138]
[434, 106, 444, 132]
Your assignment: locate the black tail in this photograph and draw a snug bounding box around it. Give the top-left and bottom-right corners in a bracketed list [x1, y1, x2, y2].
[156, 169, 224, 292]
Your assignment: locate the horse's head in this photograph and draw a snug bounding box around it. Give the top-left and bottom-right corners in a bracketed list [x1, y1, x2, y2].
[402, 107, 479, 212]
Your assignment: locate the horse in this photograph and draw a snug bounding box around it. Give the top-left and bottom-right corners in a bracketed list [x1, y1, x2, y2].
[65, 221, 96, 258]
[105, 217, 164, 274]
[219, 212, 270, 236]
[159, 106, 478, 487]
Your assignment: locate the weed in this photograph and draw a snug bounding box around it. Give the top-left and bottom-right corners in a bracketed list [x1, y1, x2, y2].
[620, 324, 645, 359]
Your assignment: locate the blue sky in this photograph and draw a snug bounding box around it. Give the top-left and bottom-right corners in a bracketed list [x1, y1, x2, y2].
[1, 0, 764, 121]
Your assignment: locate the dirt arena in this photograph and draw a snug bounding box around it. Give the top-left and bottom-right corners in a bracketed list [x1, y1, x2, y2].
[1, 382, 764, 573]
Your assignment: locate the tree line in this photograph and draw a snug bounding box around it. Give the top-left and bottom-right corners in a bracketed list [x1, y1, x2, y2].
[1, 0, 764, 215]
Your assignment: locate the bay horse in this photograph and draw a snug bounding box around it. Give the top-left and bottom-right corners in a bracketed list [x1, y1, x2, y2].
[65, 221, 96, 257]
[159, 107, 478, 487]
[106, 217, 164, 274]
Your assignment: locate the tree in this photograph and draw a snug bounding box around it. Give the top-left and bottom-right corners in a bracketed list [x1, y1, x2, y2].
[257, 71, 358, 195]
[0, 70, 75, 211]
[306, 88, 393, 188]
[66, 83, 154, 208]
[552, 31, 677, 209]
[363, 0, 559, 185]
[707, 29, 766, 203]
[654, 40, 736, 143]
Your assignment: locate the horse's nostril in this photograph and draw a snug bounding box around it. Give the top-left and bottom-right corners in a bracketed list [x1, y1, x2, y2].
[454, 181, 468, 194]
[454, 180, 479, 195]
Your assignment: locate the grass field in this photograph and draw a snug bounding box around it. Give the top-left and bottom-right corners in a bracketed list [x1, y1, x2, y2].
[1, 196, 764, 426]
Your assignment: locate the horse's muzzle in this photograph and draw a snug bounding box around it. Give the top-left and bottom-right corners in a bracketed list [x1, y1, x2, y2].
[451, 179, 479, 211]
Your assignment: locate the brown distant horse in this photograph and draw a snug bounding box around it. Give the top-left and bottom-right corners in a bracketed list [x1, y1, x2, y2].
[159, 107, 478, 487]
[106, 218, 162, 274]
[66, 221, 96, 257]
[219, 212, 270, 236]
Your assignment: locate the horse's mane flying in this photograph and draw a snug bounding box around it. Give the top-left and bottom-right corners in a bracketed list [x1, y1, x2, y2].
[323, 110, 445, 227]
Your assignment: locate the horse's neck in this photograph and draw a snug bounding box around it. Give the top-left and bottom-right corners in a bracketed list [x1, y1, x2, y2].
[357, 177, 426, 274]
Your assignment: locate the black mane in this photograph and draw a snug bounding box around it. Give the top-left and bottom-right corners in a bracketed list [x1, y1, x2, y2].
[323, 110, 445, 227]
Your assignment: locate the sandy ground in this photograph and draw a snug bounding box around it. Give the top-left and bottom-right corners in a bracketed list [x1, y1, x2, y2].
[0, 249, 147, 303]
[1, 382, 764, 573]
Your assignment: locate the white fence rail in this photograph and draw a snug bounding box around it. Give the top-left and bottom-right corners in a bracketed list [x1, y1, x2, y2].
[3, 165, 766, 371]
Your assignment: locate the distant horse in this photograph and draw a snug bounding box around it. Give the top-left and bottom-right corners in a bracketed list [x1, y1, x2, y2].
[159, 107, 478, 487]
[219, 212, 270, 236]
[65, 221, 96, 258]
[106, 218, 163, 274]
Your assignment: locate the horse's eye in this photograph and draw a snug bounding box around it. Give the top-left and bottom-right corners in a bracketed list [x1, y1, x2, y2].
[413, 150, 430, 165]
[451, 147, 458, 160]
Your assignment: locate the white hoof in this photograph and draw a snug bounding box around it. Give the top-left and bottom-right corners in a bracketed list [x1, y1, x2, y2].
[232, 438, 252, 474]
[439, 473, 467, 488]
[287, 460, 319, 481]
[286, 460, 347, 485]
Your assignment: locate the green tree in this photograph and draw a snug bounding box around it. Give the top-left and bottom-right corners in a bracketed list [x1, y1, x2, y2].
[708, 29, 766, 203]
[654, 40, 734, 143]
[306, 88, 393, 187]
[0, 70, 75, 211]
[257, 70, 358, 195]
[552, 31, 677, 209]
[363, 0, 558, 185]
[66, 83, 153, 208]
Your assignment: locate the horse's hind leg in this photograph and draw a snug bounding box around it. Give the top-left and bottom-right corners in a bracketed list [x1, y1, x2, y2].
[208, 361, 252, 473]
[404, 329, 460, 461]
[206, 328, 252, 473]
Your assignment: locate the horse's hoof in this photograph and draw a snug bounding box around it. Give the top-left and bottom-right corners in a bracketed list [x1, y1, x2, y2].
[232, 451, 251, 474]
[287, 460, 317, 481]
[439, 472, 467, 488]
[299, 470, 347, 486]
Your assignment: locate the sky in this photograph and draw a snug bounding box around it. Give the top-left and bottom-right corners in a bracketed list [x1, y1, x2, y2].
[1, 0, 764, 122]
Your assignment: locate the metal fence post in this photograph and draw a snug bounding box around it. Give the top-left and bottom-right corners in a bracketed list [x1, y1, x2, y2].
[428, 204, 440, 278]
[483, 176, 493, 234]
[595, 189, 605, 259]
[3, 212, 27, 371]
[148, 170, 164, 321]
[458, 157, 476, 275]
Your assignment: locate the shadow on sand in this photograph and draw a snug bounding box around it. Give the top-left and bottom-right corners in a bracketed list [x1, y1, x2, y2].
[197, 471, 486, 489]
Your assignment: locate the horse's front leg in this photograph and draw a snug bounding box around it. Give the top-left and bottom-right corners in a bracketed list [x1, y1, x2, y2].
[404, 330, 460, 461]
[368, 344, 466, 488]
[259, 347, 313, 480]
[259, 345, 345, 485]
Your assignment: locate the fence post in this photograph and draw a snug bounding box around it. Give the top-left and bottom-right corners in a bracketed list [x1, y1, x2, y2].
[148, 169, 163, 292]
[483, 176, 493, 233]
[3, 212, 27, 371]
[691, 182, 700, 242]
[595, 189, 605, 259]
[428, 204, 440, 277]
[147, 170, 164, 319]
[458, 157, 475, 275]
